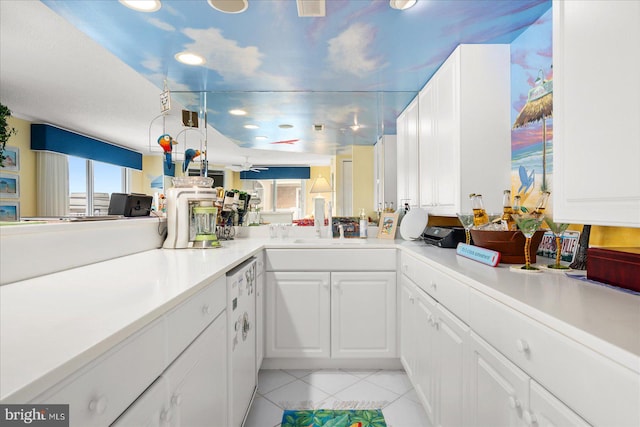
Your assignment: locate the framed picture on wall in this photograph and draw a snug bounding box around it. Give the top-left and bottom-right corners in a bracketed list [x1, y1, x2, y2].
[377, 212, 399, 240]
[0, 172, 19, 198]
[1, 146, 19, 171]
[0, 201, 19, 221]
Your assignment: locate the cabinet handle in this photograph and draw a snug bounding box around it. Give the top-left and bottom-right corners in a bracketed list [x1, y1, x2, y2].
[409, 297, 415, 304]
[202, 304, 210, 315]
[88, 396, 108, 414]
[516, 339, 530, 353]
[430, 281, 437, 291]
[171, 394, 183, 407]
[508, 395, 521, 410]
[523, 410, 537, 426]
[402, 264, 409, 273]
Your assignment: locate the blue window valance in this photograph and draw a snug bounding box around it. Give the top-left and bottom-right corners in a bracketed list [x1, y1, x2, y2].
[240, 166, 310, 180]
[31, 124, 143, 170]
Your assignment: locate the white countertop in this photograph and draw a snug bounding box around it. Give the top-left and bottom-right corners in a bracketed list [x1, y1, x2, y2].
[1, 237, 639, 403]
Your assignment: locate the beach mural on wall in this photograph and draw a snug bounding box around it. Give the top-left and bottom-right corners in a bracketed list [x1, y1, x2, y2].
[510, 8, 553, 208]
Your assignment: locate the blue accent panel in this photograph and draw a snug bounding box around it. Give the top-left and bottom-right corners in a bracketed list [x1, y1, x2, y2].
[31, 124, 143, 170]
[240, 167, 310, 180]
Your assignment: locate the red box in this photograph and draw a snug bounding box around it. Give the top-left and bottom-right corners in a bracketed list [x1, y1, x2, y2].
[587, 247, 640, 293]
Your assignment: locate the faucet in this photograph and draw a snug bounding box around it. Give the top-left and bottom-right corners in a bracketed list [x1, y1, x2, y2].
[338, 224, 345, 239]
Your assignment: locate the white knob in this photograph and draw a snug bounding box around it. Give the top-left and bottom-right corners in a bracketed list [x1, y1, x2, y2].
[409, 297, 415, 304]
[171, 394, 183, 406]
[508, 395, 521, 410]
[403, 264, 409, 272]
[523, 410, 537, 426]
[516, 339, 530, 353]
[202, 304, 210, 315]
[88, 396, 108, 414]
[427, 314, 434, 325]
[160, 408, 173, 422]
[430, 281, 437, 291]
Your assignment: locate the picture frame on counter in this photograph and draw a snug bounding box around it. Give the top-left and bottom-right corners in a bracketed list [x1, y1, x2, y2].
[0, 201, 19, 221]
[0, 172, 19, 198]
[1, 146, 19, 171]
[377, 211, 399, 240]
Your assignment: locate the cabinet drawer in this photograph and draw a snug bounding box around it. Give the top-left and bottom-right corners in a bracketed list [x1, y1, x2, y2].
[266, 249, 396, 271]
[469, 288, 640, 427]
[400, 252, 469, 323]
[166, 276, 226, 362]
[33, 318, 167, 427]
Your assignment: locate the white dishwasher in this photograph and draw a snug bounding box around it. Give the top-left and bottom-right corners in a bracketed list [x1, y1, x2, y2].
[226, 257, 257, 427]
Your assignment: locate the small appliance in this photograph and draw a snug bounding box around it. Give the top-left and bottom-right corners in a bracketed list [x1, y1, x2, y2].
[163, 177, 221, 249]
[422, 226, 466, 248]
[108, 193, 153, 217]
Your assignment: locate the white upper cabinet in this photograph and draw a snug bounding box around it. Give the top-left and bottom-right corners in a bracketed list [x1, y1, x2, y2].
[397, 98, 420, 208]
[401, 44, 511, 215]
[374, 135, 397, 212]
[418, 45, 511, 216]
[553, 1, 640, 227]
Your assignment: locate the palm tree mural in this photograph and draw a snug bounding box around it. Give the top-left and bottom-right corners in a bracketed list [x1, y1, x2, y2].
[513, 69, 553, 191]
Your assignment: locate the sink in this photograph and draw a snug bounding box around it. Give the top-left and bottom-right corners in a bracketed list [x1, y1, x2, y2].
[292, 238, 367, 244]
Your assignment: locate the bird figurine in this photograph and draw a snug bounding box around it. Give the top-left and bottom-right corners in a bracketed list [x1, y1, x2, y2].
[183, 149, 201, 173]
[157, 134, 176, 170]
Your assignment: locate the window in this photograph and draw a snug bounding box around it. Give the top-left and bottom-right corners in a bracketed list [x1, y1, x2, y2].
[254, 179, 305, 220]
[68, 156, 129, 215]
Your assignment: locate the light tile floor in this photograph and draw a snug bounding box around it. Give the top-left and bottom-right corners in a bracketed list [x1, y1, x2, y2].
[244, 369, 431, 427]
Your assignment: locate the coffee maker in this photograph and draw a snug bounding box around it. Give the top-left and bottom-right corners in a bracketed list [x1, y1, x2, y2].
[163, 177, 221, 249]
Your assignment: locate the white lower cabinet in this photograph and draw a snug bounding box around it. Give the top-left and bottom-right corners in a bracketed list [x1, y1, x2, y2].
[400, 275, 468, 427]
[265, 270, 396, 359]
[469, 331, 530, 427]
[331, 272, 396, 358]
[256, 251, 265, 371]
[469, 331, 590, 427]
[113, 312, 228, 427]
[265, 272, 331, 358]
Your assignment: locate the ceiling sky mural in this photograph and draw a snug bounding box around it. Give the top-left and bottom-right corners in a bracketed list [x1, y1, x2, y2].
[42, 0, 551, 155]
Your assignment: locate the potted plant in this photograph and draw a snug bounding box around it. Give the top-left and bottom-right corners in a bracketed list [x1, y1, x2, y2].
[0, 102, 18, 168]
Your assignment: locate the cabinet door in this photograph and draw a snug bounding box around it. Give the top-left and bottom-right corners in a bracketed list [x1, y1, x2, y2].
[419, 82, 437, 208]
[414, 289, 438, 425]
[405, 98, 420, 207]
[256, 270, 264, 371]
[553, 1, 640, 226]
[468, 332, 529, 427]
[400, 276, 417, 378]
[435, 303, 469, 427]
[164, 314, 227, 427]
[265, 272, 330, 358]
[527, 380, 591, 427]
[396, 110, 408, 208]
[111, 377, 169, 427]
[432, 52, 459, 214]
[331, 272, 396, 358]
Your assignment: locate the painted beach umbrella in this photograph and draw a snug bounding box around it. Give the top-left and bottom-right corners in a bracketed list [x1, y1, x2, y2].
[513, 70, 553, 191]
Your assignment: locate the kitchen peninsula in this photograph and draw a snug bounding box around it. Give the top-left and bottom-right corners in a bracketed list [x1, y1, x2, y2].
[1, 221, 638, 426]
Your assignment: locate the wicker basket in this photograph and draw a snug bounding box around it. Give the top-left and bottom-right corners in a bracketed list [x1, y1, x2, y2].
[469, 229, 546, 264]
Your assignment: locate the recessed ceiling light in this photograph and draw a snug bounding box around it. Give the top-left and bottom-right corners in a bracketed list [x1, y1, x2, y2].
[255, 136, 268, 140]
[350, 124, 360, 131]
[389, 0, 417, 10]
[229, 109, 247, 116]
[119, 0, 161, 12]
[244, 124, 259, 129]
[207, 0, 248, 14]
[174, 52, 206, 65]
[279, 124, 294, 129]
